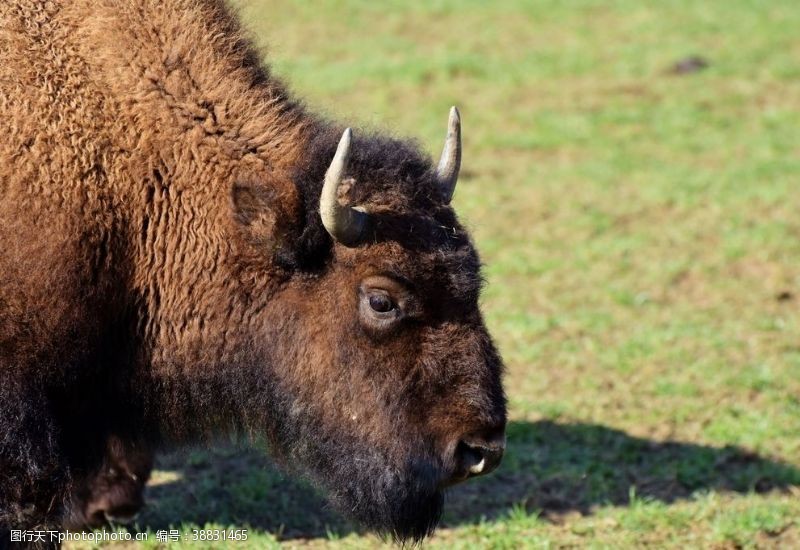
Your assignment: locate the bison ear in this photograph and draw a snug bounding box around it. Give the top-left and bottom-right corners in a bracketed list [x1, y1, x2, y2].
[230, 172, 300, 263]
[231, 180, 274, 226]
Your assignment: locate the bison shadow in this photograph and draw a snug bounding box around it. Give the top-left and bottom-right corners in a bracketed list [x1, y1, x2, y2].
[133, 420, 800, 540]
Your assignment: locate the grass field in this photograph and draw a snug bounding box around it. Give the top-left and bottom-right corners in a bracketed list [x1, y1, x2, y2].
[69, 0, 800, 548]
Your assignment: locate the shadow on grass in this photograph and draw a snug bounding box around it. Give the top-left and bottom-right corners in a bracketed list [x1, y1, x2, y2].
[135, 420, 800, 539]
[443, 420, 800, 525]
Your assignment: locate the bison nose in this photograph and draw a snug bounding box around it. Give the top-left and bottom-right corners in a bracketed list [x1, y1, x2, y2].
[447, 427, 506, 486]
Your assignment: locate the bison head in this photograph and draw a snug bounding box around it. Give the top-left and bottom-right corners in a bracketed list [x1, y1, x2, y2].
[224, 108, 505, 541]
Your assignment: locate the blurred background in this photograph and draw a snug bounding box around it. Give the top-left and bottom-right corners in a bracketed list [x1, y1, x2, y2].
[75, 1, 800, 547]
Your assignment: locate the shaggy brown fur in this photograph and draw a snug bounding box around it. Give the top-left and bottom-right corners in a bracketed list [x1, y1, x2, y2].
[0, 0, 505, 543]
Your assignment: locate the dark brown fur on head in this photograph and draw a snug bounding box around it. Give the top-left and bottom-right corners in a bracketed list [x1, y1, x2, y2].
[0, 0, 505, 542]
[223, 127, 507, 541]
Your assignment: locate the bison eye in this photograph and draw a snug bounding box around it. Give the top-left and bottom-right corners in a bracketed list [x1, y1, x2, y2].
[358, 276, 414, 334]
[368, 294, 394, 313]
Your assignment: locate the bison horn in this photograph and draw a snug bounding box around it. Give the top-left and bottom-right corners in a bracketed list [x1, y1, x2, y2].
[320, 128, 368, 246]
[435, 106, 462, 203]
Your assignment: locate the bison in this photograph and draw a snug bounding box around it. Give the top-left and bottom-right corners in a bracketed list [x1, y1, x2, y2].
[62, 436, 153, 531]
[0, 0, 506, 543]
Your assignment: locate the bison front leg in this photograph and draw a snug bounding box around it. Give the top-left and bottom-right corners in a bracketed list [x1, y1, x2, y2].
[63, 437, 153, 531]
[0, 376, 70, 542]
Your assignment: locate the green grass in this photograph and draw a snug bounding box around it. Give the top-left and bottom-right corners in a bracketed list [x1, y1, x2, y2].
[67, 0, 800, 547]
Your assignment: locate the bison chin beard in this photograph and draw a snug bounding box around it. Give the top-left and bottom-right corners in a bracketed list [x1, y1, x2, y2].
[320, 451, 444, 543]
[238, 370, 444, 541]
[270, 410, 444, 542]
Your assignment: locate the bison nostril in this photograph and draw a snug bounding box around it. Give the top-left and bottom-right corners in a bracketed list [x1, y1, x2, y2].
[447, 428, 506, 486]
[469, 456, 487, 475]
[456, 441, 484, 475]
[463, 441, 504, 477]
